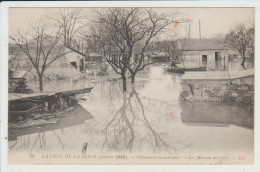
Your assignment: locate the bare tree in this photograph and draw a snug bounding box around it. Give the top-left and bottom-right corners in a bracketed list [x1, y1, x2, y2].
[162, 40, 181, 62]
[90, 8, 135, 91]
[51, 8, 104, 67]
[247, 24, 255, 67]
[51, 9, 87, 56]
[120, 8, 175, 84]
[225, 24, 255, 69]
[50, 9, 84, 47]
[10, 20, 70, 91]
[91, 8, 179, 89]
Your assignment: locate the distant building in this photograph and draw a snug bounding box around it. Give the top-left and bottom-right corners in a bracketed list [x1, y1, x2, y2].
[146, 52, 169, 62]
[177, 39, 230, 71]
[85, 53, 103, 63]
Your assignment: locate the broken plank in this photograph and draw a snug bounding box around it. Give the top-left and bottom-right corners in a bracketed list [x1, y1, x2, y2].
[8, 87, 93, 102]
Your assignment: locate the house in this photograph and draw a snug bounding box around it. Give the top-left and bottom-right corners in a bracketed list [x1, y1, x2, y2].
[146, 52, 170, 62]
[85, 52, 103, 63]
[8, 70, 33, 93]
[63, 47, 85, 72]
[9, 42, 86, 76]
[8, 55, 19, 72]
[8, 56, 32, 93]
[177, 39, 230, 71]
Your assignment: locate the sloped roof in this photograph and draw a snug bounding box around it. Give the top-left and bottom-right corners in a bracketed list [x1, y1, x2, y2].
[8, 55, 16, 62]
[179, 39, 228, 51]
[9, 71, 27, 79]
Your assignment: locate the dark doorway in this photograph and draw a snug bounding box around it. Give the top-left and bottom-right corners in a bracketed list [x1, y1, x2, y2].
[202, 55, 207, 67]
[70, 62, 77, 69]
[79, 59, 84, 71]
[215, 52, 220, 70]
[215, 52, 219, 61]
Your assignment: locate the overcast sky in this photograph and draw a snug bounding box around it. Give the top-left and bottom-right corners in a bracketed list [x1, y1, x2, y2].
[9, 7, 254, 39]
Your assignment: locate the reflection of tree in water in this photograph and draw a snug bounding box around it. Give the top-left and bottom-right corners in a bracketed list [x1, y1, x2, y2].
[9, 80, 191, 154]
[8, 81, 127, 154]
[9, 130, 67, 153]
[102, 87, 181, 154]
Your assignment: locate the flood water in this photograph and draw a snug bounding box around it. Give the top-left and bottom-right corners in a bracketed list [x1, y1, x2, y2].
[8, 64, 254, 160]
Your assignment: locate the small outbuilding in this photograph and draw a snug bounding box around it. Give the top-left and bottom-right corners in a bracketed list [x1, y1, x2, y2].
[178, 39, 229, 71]
[8, 71, 32, 93]
[85, 52, 103, 63]
[63, 47, 85, 72]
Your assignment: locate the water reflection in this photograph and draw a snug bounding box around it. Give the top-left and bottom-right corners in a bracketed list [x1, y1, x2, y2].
[8, 103, 93, 153]
[102, 87, 179, 153]
[8, 65, 254, 156]
[8, 103, 93, 141]
[181, 102, 254, 129]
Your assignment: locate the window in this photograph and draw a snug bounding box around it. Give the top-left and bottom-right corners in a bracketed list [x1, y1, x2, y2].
[202, 55, 207, 61]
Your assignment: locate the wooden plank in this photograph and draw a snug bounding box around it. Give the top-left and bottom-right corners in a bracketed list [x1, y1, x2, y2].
[8, 87, 93, 102]
[8, 93, 53, 101]
[56, 87, 93, 96]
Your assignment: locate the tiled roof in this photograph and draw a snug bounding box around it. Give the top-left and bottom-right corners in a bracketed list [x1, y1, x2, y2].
[179, 39, 228, 51]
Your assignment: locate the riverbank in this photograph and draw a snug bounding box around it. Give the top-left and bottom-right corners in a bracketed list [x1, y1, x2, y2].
[180, 69, 254, 112]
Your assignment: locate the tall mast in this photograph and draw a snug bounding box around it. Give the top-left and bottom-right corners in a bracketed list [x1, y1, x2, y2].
[188, 21, 191, 39]
[199, 19, 201, 39]
[185, 22, 187, 39]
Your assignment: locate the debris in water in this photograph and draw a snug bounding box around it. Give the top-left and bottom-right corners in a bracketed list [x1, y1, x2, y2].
[31, 107, 74, 120]
[9, 118, 58, 129]
[82, 142, 88, 153]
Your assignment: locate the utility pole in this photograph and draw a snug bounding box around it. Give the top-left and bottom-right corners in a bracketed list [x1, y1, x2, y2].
[188, 21, 191, 39]
[186, 23, 188, 39]
[199, 19, 201, 39]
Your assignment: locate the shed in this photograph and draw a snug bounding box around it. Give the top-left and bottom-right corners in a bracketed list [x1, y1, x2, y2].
[178, 39, 229, 71]
[64, 47, 85, 72]
[86, 52, 103, 62]
[9, 71, 27, 79]
[9, 71, 32, 93]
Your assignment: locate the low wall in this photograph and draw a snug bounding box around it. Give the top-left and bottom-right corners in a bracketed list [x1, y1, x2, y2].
[180, 69, 254, 112]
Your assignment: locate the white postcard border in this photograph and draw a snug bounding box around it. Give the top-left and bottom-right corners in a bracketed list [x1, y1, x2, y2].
[1, 1, 260, 172]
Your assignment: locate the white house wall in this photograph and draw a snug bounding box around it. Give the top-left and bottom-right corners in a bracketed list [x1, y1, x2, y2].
[181, 50, 229, 71]
[63, 48, 85, 71]
[64, 51, 84, 62]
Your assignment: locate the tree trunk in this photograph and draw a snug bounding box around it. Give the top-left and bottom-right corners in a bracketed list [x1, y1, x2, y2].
[251, 56, 254, 68]
[241, 50, 246, 70]
[122, 73, 127, 92]
[39, 74, 43, 91]
[130, 73, 136, 84]
[241, 60, 246, 70]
